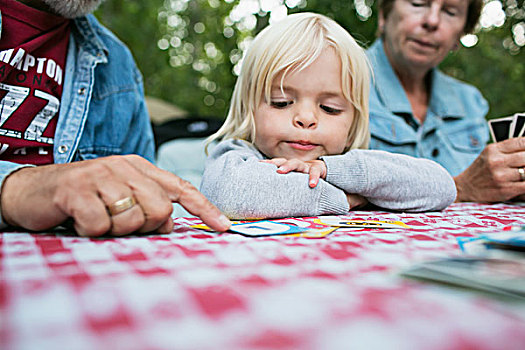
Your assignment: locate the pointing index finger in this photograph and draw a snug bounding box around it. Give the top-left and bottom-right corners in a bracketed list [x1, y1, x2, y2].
[176, 180, 231, 231]
[125, 156, 231, 231]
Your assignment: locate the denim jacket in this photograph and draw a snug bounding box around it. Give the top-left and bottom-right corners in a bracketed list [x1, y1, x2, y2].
[367, 39, 489, 177]
[0, 12, 154, 226]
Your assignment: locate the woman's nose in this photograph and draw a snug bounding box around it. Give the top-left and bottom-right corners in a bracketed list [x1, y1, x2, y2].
[422, 6, 441, 30]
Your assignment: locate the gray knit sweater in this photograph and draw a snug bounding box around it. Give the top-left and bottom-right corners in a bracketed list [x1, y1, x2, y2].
[200, 139, 456, 219]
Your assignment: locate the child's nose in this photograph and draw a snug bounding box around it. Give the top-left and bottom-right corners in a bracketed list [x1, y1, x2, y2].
[293, 109, 317, 129]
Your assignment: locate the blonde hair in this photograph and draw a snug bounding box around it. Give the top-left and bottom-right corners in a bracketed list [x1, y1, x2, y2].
[207, 12, 370, 152]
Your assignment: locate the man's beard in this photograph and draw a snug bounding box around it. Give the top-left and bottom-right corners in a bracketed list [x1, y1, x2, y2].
[40, 0, 105, 18]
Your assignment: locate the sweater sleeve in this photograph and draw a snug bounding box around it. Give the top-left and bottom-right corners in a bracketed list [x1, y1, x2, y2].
[200, 139, 349, 220]
[321, 149, 457, 212]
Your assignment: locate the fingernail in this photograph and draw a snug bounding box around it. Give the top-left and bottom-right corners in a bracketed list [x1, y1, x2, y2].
[219, 215, 232, 230]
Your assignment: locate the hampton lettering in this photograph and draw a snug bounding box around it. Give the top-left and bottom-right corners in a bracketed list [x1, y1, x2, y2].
[0, 48, 63, 85]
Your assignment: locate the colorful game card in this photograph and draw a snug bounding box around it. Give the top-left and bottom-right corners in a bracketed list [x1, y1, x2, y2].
[190, 221, 244, 231]
[457, 230, 525, 255]
[285, 227, 337, 238]
[479, 231, 525, 251]
[191, 219, 329, 237]
[315, 217, 411, 229]
[229, 220, 308, 237]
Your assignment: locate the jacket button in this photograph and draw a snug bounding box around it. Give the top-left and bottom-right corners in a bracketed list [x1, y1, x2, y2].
[78, 88, 86, 95]
[432, 148, 439, 157]
[58, 145, 68, 154]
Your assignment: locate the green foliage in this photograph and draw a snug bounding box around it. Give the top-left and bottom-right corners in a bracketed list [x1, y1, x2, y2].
[96, 0, 525, 120]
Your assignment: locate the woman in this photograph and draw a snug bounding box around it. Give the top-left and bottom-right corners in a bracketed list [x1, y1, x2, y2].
[368, 0, 525, 202]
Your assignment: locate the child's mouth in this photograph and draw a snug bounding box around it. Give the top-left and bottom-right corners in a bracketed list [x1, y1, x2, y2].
[287, 141, 317, 151]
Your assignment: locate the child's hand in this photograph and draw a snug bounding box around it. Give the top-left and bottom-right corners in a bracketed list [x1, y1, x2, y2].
[346, 193, 368, 210]
[261, 158, 327, 188]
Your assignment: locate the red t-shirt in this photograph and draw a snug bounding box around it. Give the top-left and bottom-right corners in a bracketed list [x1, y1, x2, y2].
[0, 0, 70, 164]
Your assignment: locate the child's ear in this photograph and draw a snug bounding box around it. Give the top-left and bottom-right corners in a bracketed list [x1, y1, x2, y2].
[345, 135, 353, 150]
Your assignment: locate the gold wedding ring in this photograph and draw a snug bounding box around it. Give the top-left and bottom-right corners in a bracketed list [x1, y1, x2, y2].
[108, 196, 137, 216]
[519, 167, 525, 182]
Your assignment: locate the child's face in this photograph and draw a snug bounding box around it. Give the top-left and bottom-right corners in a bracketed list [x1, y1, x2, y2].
[253, 47, 355, 161]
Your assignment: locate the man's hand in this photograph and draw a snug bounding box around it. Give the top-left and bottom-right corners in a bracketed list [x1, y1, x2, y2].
[1, 155, 231, 236]
[260, 158, 327, 188]
[454, 138, 525, 202]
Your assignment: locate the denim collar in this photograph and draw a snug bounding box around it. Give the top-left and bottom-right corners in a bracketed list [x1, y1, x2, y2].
[367, 39, 468, 119]
[73, 15, 109, 62]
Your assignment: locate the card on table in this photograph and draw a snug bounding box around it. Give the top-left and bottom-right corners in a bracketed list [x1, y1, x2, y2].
[190, 217, 411, 237]
[314, 217, 411, 229]
[228, 220, 307, 237]
[478, 231, 525, 251]
[191, 219, 334, 238]
[285, 227, 337, 238]
[271, 218, 336, 238]
[401, 257, 525, 300]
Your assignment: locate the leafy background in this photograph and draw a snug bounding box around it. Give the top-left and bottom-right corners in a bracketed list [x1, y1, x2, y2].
[96, 0, 525, 121]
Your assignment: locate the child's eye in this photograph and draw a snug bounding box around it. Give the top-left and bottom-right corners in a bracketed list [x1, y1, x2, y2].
[321, 105, 342, 115]
[270, 101, 293, 109]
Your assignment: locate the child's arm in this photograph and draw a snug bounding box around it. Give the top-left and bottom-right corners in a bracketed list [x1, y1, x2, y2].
[260, 158, 327, 188]
[200, 139, 350, 219]
[321, 150, 457, 211]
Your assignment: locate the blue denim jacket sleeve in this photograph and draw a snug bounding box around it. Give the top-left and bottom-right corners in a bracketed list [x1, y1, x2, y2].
[0, 13, 154, 227]
[367, 39, 489, 177]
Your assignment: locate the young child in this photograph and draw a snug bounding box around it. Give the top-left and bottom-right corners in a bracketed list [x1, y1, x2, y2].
[200, 12, 456, 220]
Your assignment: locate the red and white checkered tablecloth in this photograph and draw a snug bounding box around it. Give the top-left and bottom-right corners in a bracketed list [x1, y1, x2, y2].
[2, 202, 525, 350]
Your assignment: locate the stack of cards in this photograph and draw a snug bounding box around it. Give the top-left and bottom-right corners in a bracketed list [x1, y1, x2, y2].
[402, 228, 525, 299]
[401, 257, 525, 300]
[488, 112, 525, 142]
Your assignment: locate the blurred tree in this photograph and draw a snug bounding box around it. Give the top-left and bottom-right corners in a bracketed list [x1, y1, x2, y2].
[96, 0, 524, 120]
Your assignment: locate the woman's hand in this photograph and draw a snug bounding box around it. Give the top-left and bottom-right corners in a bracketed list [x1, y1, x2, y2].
[261, 158, 327, 188]
[454, 138, 525, 202]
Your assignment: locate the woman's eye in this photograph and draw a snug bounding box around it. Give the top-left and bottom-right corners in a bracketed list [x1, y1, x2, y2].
[321, 105, 342, 115]
[444, 7, 457, 16]
[270, 101, 292, 108]
[410, 0, 426, 7]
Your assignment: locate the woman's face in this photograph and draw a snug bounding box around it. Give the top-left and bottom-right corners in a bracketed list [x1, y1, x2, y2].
[380, 0, 469, 75]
